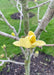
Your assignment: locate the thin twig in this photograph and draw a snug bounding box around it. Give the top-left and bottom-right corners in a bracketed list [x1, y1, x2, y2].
[16, 0, 23, 36]
[31, 43, 54, 58]
[4, 49, 8, 59]
[0, 31, 25, 55]
[30, 48, 36, 58]
[28, 0, 50, 10]
[0, 59, 25, 66]
[0, 31, 19, 40]
[38, 44, 54, 49]
[34, 0, 54, 38]
[0, 11, 18, 37]
[37, 7, 40, 22]
[44, 44, 54, 47]
[36, 3, 40, 24]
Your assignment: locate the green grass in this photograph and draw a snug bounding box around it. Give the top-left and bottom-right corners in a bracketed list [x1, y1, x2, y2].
[0, 0, 54, 70]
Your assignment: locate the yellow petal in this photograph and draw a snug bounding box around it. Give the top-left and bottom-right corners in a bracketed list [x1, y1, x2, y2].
[28, 31, 35, 36]
[13, 41, 21, 46]
[28, 31, 36, 43]
[29, 35, 36, 43]
[32, 40, 46, 47]
[13, 38, 31, 48]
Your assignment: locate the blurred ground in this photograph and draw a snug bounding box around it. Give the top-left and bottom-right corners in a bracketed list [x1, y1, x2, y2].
[0, 52, 54, 75]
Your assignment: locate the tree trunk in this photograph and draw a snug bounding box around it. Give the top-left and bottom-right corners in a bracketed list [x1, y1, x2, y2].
[25, 50, 31, 75]
[21, 0, 29, 35]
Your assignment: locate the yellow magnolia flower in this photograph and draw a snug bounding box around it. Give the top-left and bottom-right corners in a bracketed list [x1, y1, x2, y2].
[11, 32, 15, 36]
[13, 31, 46, 48]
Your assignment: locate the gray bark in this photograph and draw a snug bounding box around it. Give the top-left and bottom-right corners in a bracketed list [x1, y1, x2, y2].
[35, 0, 54, 38]
[21, 0, 29, 35]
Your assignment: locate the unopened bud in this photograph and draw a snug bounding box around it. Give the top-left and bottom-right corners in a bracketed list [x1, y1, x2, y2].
[0, 54, 4, 58]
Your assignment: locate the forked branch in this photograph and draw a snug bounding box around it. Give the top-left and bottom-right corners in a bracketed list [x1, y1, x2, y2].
[0, 11, 18, 37]
[35, 0, 54, 38]
[28, 0, 50, 10]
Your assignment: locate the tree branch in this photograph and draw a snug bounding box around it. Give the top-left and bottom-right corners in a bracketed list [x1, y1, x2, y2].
[0, 31, 19, 40]
[16, 0, 23, 36]
[0, 31, 25, 55]
[0, 59, 25, 66]
[44, 44, 54, 47]
[35, 0, 54, 38]
[28, 0, 50, 10]
[0, 11, 18, 37]
[30, 48, 36, 58]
